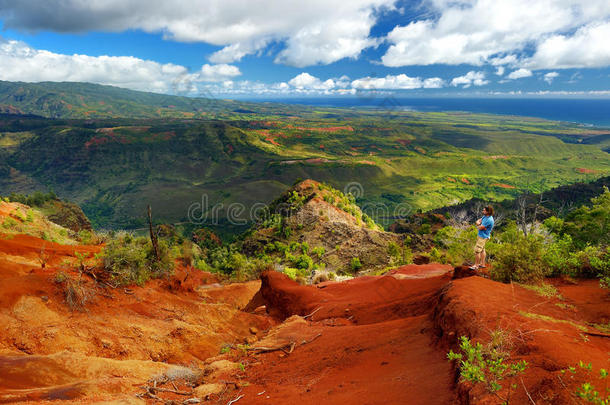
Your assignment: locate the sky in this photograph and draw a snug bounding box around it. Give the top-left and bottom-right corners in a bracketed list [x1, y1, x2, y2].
[0, 0, 609, 98]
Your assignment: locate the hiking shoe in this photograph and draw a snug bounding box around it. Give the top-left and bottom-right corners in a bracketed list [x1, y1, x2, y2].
[469, 265, 479, 270]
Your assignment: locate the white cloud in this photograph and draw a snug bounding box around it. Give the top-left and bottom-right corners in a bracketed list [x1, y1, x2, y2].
[351, 74, 445, 90]
[198, 64, 241, 82]
[287, 72, 336, 92]
[450, 71, 488, 88]
[506, 68, 533, 79]
[0, 0, 396, 67]
[0, 38, 240, 93]
[423, 77, 445, 88]
[381, 0, 610, 70]
[495, 66, 505, 76]
[543, 71, 559, 84]
[526, 22, 610, 69]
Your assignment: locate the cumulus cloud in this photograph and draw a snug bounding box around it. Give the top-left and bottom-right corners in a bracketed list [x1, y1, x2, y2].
[543, 71, 559, 84]
[381, 0, 610, 70]
[0, 38, 240, 93]
[0, 0, 396, 67]
[288, 72, 335, 91]
[198, 64, 241, 82]
[506, 68, 533, 80]
[450, 71, 488, 88]
[526, 22, 610, 69]
[350, 74, 445, 90]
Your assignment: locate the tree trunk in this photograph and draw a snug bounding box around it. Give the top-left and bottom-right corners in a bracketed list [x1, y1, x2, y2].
[148, 205, 160, 262]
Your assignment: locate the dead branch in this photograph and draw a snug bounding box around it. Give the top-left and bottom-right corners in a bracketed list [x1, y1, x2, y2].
[147, 386, 193, 396]
[303, 307, 322, 319]
[148, 204, 160, 262]
[227, 394, 244, 405]
[520, 377, 535, 405]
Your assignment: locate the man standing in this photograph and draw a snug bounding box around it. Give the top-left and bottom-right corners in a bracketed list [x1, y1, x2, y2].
[471, 206, 494, 270]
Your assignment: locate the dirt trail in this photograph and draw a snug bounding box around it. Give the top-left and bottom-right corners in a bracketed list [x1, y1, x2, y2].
[230, 265, 458, 405]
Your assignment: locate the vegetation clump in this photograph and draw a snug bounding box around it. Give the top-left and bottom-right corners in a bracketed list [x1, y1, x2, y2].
[101, 232, 174, 286]
[448, 334, 528, 404]
[562, 362, 609, 405]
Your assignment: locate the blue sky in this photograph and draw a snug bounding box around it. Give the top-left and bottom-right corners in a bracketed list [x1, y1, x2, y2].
[0, 0, 609, 98]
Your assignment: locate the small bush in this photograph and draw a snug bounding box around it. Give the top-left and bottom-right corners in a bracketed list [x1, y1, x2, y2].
[101, 232, 174, 286]
[283, 266, 309, 281]
[350, 257, 362, 271]
[293, 253, 313, 270]
[312, 246, 325, 259]
[490, 222, 548, 283]
[388, 241, 412, 265]
[54, 272, 93, 311]
[2, 217, 18, 229]
[448, 335, 528, 404]
[78, 229, 99, 245]
[562, 361, 609, 405]
[434, 225, 477, 265]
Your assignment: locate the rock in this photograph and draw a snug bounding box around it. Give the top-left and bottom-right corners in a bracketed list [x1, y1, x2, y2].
[203, 360, 239, 379]
[249, 326, 259, 335]
[193, 383, 225, 399]
[244, 336, 257, 345]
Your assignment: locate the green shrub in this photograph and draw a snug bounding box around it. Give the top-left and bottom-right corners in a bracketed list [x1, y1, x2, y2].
[388, 241, 412, 265]
[562, 361, 609, 405]
[101, 232, 174, 286]
[312, 246, 325, 259]
[490, 222, 548, 283]
[429, 247, 444, 263]
[293, 253, 313, 270]
[2, 217, 18, 229]
[78, 229, 98, 245]
[434, 225, 477, 265]
[541, 233, 574, 276]
[562, 186, 610, 248]
[350, 257, 362, 271]
[287, 190, 305, 209]
[448, 335, 528, 404]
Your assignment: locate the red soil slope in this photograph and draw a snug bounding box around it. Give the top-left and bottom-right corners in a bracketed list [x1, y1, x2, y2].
[0, 233, 272, 403]
[232, 267, 458, 405]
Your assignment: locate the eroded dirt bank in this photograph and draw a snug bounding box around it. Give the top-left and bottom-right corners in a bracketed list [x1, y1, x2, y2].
[0, 232, 272, 403]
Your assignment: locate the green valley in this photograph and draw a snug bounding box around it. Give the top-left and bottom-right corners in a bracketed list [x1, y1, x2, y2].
[0, 81, 608, 237]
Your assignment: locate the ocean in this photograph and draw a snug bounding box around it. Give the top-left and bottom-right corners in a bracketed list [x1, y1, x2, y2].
[245, 97, 610, 128]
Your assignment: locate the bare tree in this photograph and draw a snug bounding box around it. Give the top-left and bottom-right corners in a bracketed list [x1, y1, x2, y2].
[516, 190, 546, 236]
[147, 205, 160, 262]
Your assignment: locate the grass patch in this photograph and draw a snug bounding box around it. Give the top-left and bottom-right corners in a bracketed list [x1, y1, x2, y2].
[555, 302, 576, 311]
[590, 323, 610, 334]
[519, 282, 563, 299]
[518, 311, 587, 332]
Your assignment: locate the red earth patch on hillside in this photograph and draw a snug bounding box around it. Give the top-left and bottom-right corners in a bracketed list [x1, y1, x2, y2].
[491, 183, 516, 189]
[577, 168, 598, 174]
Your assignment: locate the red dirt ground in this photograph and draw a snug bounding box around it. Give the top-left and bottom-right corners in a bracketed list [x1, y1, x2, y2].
[0, 233, 271, 403]
[1, 231, 609, 404]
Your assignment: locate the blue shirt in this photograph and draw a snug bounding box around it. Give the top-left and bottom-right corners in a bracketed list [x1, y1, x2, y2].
[478, 215, 494, 239]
